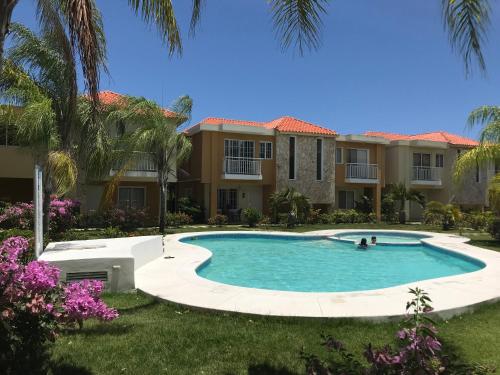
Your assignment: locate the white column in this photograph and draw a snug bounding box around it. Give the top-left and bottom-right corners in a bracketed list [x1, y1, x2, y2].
[34, 164, 43, 258]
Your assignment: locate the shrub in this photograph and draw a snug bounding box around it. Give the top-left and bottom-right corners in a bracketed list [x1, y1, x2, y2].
[489, 217, 500, 240]
[0, 228, 33, 243]
[462, 211, 494, 231]
[269, 188, 310, 224]
[58, 227, 126, 241]
[242, 207, 262, 228]
[381, 195, 398, 223]
[102, 208, 147, 232]
[165, 212, 193, 227]
[207, 214, 228, 226]
[258, 215, 271, 226]
[306, 208, 322, 224]
[423, 201, 462, 230]
[0, 198, 80, 234]
[177, 197, 203, 223]
[0, 202, 33, 229]
[302, 288, 493, 374]
[0, 236, 118, 372]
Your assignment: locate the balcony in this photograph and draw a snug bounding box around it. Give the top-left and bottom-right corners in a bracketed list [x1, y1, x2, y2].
[110, 152, 158, 178]
[345, 163, 379, 184]
[223, 157, 262, 180]
[410, 167, 442, 186]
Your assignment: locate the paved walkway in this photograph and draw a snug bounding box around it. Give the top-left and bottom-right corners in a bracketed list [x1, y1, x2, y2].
[135, 230, 500, 319]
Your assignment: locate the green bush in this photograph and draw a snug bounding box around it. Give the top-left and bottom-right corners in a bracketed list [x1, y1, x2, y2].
[242, 207, 261, 228]
[381, 195, 398, 223]
[305, 208, 322, 224]
[489, 218, 500, 240]
[165, 212, 193, 227]
[207, 214, 228, 226]
[462, 211, 494, 231]
[314, 210, 374, 224]
[177, 197, 204, 223]
[258, 215, 271, 226]
[58, 227, 126, 241]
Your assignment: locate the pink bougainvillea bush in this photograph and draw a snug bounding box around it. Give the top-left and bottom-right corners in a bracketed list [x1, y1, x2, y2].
[0, 198, 80, 234]
[302, 288, 494, 374]
[0, 236, 118, 372]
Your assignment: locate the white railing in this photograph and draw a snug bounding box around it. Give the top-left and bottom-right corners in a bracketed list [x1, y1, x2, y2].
[113, 152, 157, 172]
[411, 166, 441, 182]
[346, 163, 378, 180]
[223, 157, 261, 176]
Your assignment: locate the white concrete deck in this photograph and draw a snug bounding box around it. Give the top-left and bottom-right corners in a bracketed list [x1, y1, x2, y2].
[135, 230, 500, 319]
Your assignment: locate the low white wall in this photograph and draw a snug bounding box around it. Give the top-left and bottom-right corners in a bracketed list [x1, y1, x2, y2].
[40, 236, 163, 292]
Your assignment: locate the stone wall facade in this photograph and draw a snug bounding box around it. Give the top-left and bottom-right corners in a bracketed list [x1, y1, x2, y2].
[275, 134, 335, 207]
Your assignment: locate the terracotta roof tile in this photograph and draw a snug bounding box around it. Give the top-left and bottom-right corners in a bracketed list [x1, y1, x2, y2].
[97, 91, 177, 118]
[364, 131, 478, 147]
[196, 116, 336, 136]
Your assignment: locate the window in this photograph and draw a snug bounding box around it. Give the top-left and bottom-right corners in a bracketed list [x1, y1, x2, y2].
[436, 154, 444, 168]
[338, 191, 355, 209]
[224, 139, 255, 158]
[336, 147, 343, 164]
[118, 187, 145, 210]
[217, 189, 237, 210]
[316, 139, 323, 180]
[259, 141, 272, 159]
[476, 163, 480, 182]
[289, 137, 296, 180]
[413, 153, 431, 167]
[457, 149, 462, 158]
[495, 160, 500, 174]
[347, 149, 368, 164]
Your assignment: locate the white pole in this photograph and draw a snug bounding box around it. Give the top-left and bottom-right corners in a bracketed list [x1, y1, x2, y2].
[34, 164, 43, 258]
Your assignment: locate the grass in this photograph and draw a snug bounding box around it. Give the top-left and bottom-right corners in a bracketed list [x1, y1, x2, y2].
[3, 223, 496, 373]
[49, 291, 500, 374]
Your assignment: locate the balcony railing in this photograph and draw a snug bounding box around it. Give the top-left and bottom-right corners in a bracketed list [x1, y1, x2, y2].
[223, 157, 262, 178]
[112, 152, 156, 172]
[345, 163, 379, 181]
[411, 166, 442, 183]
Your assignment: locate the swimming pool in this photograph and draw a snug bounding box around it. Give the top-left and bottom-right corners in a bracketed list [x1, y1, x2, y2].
[333, 231, 430, 244]
[181, 234, 484, 292]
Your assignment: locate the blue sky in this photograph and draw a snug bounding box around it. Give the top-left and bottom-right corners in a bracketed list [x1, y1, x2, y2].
[11, 1, 500, 138]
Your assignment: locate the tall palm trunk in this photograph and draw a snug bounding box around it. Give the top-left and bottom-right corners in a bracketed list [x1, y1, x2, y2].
[159, 178, 166, 234]
[0, 0, 17, 73]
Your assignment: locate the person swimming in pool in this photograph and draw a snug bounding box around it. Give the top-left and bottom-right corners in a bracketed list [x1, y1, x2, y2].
[371, 236, 377, 245]
[358, 238, 368, 249]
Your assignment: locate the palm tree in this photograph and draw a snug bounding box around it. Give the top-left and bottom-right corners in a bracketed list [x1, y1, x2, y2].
[103, 95, 193, 233]
[390, 183, 426, 224]
[0, 22, 90, 232]
[269, 188, 310, 226]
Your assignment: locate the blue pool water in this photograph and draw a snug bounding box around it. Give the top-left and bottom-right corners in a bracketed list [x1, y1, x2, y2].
[335, 231, 429, 244]
[182, 234, 484, 292]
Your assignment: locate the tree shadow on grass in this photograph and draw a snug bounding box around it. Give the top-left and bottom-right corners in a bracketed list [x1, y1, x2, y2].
[117, 298, 159, 316]
[47, 359, 94, 375]
[247, 363, 299, 375]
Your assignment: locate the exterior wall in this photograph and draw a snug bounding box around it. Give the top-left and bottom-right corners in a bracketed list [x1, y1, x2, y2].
[179, 130, 277, 217]
[275, 134, 335, 207]
[384, 143, 488, 220]
[0, 147, 34, 179]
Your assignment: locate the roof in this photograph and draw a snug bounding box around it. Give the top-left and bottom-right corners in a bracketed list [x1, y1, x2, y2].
[364, 131, 478, 147]
[97, 90, 177, 118]
[195, 116, 337, 136]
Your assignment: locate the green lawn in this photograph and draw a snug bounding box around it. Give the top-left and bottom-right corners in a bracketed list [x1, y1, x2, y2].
[4, 224, 496, 373]
[49, 292, 500, 374]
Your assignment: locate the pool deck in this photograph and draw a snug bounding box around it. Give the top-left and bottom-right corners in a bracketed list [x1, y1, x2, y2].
[135, 230, 500, 320]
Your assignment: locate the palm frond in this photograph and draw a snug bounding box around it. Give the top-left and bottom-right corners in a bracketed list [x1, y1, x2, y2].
[270, 0, 328, 55]
[467, 105, 500, 126]
[166, 95, 192, 126]
[64, 0, 101, 102]
[128, 0, 182, 55]
[442, 0, 491, 74]
[453, 144, 500, 182]
[189, 0, 204, 36]
[47, 150, 78, 195]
